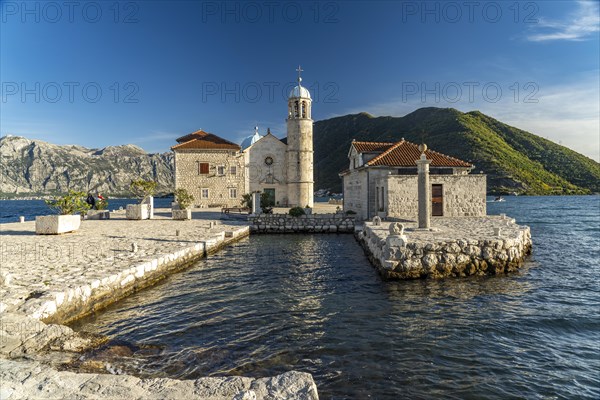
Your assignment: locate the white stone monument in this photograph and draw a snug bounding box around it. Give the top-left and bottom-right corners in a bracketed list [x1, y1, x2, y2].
[416, 144, 431, 229]
[386, 222, 408, 248]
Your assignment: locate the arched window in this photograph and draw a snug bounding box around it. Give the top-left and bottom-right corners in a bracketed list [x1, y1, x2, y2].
[301, 101, 307, 118]
[293, 101, 299, 118]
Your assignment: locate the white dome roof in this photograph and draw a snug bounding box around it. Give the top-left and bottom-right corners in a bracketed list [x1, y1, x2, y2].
[289, 85, 311, 99]
[241, 127, 263, 150]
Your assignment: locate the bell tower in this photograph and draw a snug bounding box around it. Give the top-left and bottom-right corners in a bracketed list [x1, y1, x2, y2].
[286, 66, 314, 207]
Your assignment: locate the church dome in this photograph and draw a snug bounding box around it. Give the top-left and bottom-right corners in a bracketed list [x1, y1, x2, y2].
[241, 126, 263, 150]
[289, 85, 311, 99]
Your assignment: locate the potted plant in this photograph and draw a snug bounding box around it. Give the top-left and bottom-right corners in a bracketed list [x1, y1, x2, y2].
[127, 180, 157, 220]
[37, 190, 90, 234]
[87, 194, 110, 220]
[304, 204, 312, 215]
[172, 188, 194, 220]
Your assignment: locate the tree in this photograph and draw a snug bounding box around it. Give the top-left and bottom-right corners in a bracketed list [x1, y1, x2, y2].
[130, 180, 157, 204]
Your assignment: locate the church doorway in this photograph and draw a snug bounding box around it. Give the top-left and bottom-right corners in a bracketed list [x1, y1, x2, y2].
[263, 188, 276, 206]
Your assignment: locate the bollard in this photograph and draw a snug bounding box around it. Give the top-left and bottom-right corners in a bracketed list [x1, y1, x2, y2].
[176, 230, 180, 236]
[209, 222, 213, 228]
[131, 243, 138, 253]
[19, 216, 25, 223]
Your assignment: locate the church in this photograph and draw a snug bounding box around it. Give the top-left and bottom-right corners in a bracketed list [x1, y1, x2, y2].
[171, 68, 314, 208]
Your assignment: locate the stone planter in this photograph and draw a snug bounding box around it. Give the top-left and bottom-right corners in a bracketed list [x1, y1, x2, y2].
[35, 215, 81, 235]
[126, 204, 150, 220]
[87, 210, 110, 220]
[172, 209, 192, 220]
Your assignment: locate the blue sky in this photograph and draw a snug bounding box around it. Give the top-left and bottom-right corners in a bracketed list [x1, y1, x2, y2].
[2, 1, 599, 160]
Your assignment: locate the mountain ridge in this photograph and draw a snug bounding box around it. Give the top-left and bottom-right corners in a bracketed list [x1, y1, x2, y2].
[2, 107, 598, 197]
[0, 136, 174, 197]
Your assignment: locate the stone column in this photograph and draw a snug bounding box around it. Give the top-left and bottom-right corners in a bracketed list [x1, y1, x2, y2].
[252, 192, 261, 215]
[143, 196, 154, 219]
[416, 150, 431, 229]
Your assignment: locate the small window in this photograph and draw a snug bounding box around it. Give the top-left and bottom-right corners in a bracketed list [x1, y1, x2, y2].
[198, 162, 209, 175]
[230, 166, 237, 175]
[217, 165, 225, 175]
[265, 156, 273, 166]
[201, 188, 209, 199]
[229, 188, 237, 199]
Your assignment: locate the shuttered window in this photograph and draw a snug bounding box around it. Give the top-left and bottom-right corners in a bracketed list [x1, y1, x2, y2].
[198, 162, 209, 175]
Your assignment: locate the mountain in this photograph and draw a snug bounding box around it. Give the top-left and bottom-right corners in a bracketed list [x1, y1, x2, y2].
[3, 108, 598, 198]
[0, 136, 174, 197]
[314, 108, 600, 195]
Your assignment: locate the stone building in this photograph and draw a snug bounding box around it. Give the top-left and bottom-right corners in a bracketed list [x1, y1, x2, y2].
[171, 130, 245, 208]
[172, 68, 314, 208]
[340, 140, 486, 220]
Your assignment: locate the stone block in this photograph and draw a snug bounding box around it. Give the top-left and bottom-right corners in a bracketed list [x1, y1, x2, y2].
[126, 204, 149, 220]
[386, 234, 408, 248]
[87, 210, 110, 220]
[172, 209, 192, 220]
[35, 215, 81, 235]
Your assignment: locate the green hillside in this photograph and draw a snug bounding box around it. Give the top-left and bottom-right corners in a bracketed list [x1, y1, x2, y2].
[313, 107, 600, 195]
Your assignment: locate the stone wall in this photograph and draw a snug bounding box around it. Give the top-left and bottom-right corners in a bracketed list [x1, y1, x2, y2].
[384, 174, 486, 219]
[174, 149, 245, 208]
[342, 168, 392, 220]
[356, 217, 532, 280]
[250, 213, 355, 233]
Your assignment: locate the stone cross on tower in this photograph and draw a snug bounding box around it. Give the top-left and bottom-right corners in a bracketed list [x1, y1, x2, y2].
[296, 65, 303, 84]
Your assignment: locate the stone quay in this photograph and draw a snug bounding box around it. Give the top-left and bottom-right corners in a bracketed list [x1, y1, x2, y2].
[0, 208, 318, 400]
[357, 216, 532, 280]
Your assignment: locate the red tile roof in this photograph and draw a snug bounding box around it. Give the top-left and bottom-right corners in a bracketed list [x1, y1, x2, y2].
[365, 140, 472, 168]
[176, 130, 210, 143]
[351, 141, 395, 153]
[172, 130, 241, 151]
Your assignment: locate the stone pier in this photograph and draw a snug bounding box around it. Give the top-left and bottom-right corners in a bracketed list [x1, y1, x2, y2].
[0, 208, 318, 399]
[357, 216, 532, 280]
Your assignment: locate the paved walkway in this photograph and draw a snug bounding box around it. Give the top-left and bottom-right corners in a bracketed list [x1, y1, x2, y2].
[0, 208, 247, 317]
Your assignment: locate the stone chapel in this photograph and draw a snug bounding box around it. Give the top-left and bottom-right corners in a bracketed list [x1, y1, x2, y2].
[172, 68, 314, 208]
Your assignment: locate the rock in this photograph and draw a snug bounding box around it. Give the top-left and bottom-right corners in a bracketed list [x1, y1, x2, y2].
[422, 253, 439, 268]
[0, 359, 319, 400]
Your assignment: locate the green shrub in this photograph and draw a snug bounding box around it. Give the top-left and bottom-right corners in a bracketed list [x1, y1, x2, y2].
[241, 193, 253, 208]
[130, 180, 157, 204]
[45, 190, 90, 215]
[95, 196, 109, 210]
[174, 188, 195, 209]
[289, 206, 306, 217]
